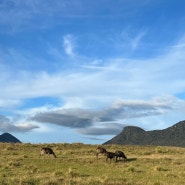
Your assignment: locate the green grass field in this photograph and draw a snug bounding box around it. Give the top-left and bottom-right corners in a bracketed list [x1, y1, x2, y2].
[0, 143, 185, 185]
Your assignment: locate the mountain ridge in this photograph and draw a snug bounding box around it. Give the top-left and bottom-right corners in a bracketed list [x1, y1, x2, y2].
[104, 120, 185, 147]
[0, 133, 21, 143]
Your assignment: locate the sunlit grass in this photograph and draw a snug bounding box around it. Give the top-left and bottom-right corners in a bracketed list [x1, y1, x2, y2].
[0, 143, 184, 184]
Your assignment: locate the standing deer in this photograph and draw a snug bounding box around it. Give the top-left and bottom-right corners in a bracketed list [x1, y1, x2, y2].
[96, 145, 107, 159]
[40, 147, 57, 158]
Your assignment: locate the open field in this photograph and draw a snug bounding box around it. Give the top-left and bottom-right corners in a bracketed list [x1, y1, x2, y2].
[0, 143, 185, 185]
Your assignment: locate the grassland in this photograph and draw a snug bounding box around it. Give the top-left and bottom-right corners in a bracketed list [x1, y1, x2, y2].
[0, 143, 185, 185]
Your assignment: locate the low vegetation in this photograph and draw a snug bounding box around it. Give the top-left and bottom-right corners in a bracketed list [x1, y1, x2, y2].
[0, 143, 184, 185]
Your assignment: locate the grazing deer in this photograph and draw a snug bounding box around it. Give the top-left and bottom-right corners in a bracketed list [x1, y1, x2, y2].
[105, 151, 115, 163]
[40, 147, 57, 158]
[114, 150, 127, 162]
[96, 145, 107, 159]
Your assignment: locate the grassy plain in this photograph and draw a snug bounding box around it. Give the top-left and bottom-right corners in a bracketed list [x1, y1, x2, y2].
[0, 143, 184, 185]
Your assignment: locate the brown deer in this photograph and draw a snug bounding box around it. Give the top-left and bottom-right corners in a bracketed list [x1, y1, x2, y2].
[40, 147, 57, 158]
[105, 151, 115, 163]
[114, 150, 127, 162]
[96, 145, 107, 159]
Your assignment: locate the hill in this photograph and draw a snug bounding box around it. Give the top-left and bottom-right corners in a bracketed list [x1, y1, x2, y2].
[0, 133, 21, 143]
[104, 120, 185, 147]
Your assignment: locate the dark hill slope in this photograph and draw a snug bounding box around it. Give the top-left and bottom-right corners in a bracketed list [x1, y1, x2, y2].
[0, 133, 21, 143]
[104, 120, 185, 147]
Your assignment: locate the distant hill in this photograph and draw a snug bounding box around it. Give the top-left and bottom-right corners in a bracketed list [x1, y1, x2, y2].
[104, 120, 185, 147]
[0, 133, 21, 143]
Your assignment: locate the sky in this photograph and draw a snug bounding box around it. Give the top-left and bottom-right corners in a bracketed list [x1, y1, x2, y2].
[1, 0, 185, 144]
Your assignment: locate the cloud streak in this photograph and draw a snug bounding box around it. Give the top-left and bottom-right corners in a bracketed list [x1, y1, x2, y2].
[1, 38, 185, 117]
[29, 96, 179, 136]
[0, 115, 39, 133]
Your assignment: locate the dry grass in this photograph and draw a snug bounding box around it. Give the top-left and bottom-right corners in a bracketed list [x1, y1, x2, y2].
[0, 143, 184, 184]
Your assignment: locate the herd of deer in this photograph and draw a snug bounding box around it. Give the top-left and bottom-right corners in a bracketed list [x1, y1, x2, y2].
[96, 145, 127, 162]
[40, 145, 127, 163]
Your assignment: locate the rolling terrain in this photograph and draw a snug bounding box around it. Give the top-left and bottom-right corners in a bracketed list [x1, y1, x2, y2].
[104, 120, 185, 147]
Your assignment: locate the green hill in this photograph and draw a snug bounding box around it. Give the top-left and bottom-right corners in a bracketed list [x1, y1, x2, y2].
[104, 120, 185, 147]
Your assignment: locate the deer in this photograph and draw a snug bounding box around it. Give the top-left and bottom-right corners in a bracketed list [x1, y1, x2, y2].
[114, 150, 127, 162]
[40, 147, 57, 158]
[96, 145, 107, 159]
[105, 151, 115, 163]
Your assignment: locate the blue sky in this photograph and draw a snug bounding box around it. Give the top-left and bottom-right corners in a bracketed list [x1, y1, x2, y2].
[1, 0, 185, 144]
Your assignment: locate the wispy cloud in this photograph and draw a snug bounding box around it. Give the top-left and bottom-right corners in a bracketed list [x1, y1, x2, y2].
[130, 31, 146, 50]
[1, 38, 185, 110]
[63, 34, 76, 57]
[1, 35, 185, 138]
[0, 115, 39, 133]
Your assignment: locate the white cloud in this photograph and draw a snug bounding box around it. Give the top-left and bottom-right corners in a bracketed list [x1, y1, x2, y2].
[1, 38, 185, 111]
[0, 115, 39, 133]
[28, 95, 184, 136]
[1, 10, 185, 138]
[63, 34, 76, 57]
[15, 123, 39, 132]
[130, 31, 146, 50]
[0, 99, 21, 108]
